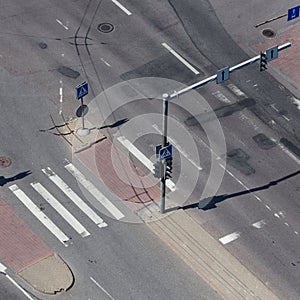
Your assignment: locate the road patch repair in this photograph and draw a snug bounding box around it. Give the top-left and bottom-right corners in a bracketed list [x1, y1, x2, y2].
[0, 198, 73, 294]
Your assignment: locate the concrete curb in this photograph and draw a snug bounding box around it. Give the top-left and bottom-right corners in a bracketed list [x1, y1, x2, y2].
[148, 209, 280, 300]
[18, 253, 74, 295]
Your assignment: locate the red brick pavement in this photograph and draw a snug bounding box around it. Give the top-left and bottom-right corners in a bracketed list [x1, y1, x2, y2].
[0, 198, 52, 272]
[76, 138, 160, 211]
[253, 24, 300, 87]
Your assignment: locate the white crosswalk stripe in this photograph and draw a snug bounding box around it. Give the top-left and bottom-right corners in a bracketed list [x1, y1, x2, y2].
[42, 167, 108, 228]
[9, 184, 69, 246]
[31, 182, 90, 238]
[65, 163, 125, 220]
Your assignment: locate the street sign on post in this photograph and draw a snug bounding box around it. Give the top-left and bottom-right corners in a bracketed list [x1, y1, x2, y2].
[159, 144, 172, 161]
[216, 67, 230, 84]
[76, 81, 89, 100]
[266, 45, 278, 62]
[287, 6, 300, 21]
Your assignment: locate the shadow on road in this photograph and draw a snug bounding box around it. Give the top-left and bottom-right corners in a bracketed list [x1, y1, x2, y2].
[181, 170, 300, 211]
[0, 171, 32, 187]
[99, 118, 129, 129]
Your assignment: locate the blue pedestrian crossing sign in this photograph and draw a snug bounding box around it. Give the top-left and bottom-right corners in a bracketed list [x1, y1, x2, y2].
[159, 144, 172, 161]
[287, 6, 300, 21]
[76, 81, 88, 100]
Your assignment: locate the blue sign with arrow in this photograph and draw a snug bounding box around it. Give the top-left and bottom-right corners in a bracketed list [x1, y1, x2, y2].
[159, 144, 172, 161]
[76, 81, 89, 100]
[287, 6, 300, 21]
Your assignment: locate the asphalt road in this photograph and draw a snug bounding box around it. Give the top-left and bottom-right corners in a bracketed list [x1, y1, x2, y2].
[0, 0, 299, 300]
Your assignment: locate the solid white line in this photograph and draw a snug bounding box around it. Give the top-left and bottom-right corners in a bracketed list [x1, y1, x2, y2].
[116, 136, 176, 192]
[219, 232, 240, 245]
[42, 168, 108, 228]
[59, 80, 63, 115]
[252, 219, 266, 229]
[162, 42, 200, 75]
[31, 182, 90, 238]
[152, 124, 202, 171]
[65, 163, 124, 220]
[111, 0, 132, 15]
[56, 19, 69, 30]
[90, 277, 115, 300]
[9, 184, 69, 246]
[0, 263, 35, 300]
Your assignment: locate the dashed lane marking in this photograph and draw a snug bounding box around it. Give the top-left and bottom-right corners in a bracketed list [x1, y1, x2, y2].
[9, 184, 69, 246]
[252, 219, 266, 229]
[31, 182, 90, 237]
[162, 42, 200, 75]
[212, 91, 231, 104]
[56, 19, 69, 30]
[219, 232, 241, 245]
[42, 167, 108, 228]
[65, 163, 125, 220]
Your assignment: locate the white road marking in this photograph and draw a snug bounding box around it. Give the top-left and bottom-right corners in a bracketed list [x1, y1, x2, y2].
[56, 19, 69, 30]
[284, 222, 289, 227]
[116, 136, 176, 192]
[65, 163, 124, 220]
[162, 42, 200, 75]
[101, 58, 111, 67]
[291, 96, 300, 110]
[295, 231, 299, 235]
[111, 0, 132, 15]
[282, 115, 290, 121]
[0, 263, 35, 300]
[31, 182, 90, 237]
[59, 80, 63, 115]
[42, 168, 108, 228]
[152, 124, 202, 170]
[270, 103, 279, 112]
[265, 205, 271, 211]
[8, 184, 69, 246]
[212, 91, 231, 104]
[90, 277, 115, 300]
[276, 141, 300, 165]
[252, 219, 266, 229]
[227, 83, 246, 98]
[219, 232, 240, 245]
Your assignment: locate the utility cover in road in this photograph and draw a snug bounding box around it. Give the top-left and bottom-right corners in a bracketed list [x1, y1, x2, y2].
[159, 145, 172, 160]
[287, 6, 300, 21]
[266, 45, 278, 61]
[216, 67, 230, 84]
[76, 81, 88, 100]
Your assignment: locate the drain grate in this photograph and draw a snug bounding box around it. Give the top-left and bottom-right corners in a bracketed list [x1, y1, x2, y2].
[262, 29, 275, 38]
[97, 23, 114, 33]
[0, 156, 11, 168]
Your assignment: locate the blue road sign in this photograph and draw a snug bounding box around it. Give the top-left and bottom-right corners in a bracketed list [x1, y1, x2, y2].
[76, 81, 88, 100]
[287, 6, 300, 21]
[216, 67, 230, 84]
[159, 144, 172, 161]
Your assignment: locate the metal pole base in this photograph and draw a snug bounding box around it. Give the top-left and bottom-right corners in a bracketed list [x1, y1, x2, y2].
[76, 127, 90, 136]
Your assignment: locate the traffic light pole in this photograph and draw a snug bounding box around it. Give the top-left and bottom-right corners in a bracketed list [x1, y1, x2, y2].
[160, 94, 169, 214]
[158, 41, 291, 214]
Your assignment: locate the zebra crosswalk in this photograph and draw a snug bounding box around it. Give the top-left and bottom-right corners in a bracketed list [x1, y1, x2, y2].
[7, 163, 127, 246]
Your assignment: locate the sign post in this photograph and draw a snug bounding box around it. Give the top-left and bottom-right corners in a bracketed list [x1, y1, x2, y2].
[75, 81, 89, 136]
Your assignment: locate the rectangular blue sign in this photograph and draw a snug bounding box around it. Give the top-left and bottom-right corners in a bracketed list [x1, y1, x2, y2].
[76, 81, 88, 100]
[287, 6, 300, 21]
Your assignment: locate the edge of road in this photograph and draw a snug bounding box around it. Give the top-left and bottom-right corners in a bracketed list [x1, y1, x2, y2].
[18, 253, 74, 295]
[148, 209, 280, 300]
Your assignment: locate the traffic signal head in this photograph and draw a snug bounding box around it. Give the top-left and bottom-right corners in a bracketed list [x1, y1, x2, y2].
[165, 158, 173, 179]
[260, 52, 268, 71]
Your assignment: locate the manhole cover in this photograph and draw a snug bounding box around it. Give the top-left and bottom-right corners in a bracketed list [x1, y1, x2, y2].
[0, 156, 11, 168]
[262, 29, 276, 38]
[97, 23, 114, 33]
